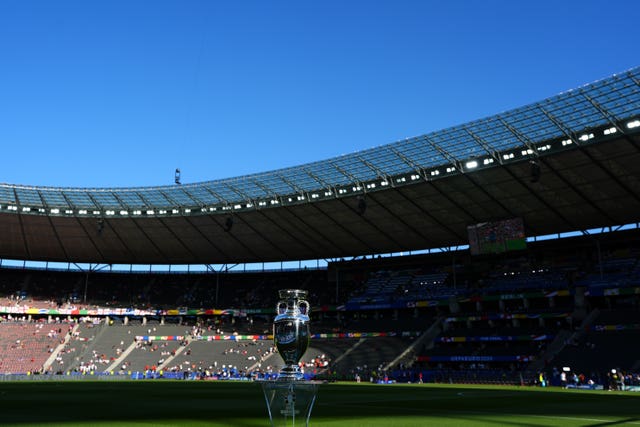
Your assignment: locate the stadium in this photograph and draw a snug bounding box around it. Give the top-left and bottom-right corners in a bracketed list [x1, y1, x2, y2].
[0, 64, 639, 425]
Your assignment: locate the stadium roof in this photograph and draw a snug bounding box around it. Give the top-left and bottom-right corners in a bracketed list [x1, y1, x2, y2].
[1, 67, 639, 265]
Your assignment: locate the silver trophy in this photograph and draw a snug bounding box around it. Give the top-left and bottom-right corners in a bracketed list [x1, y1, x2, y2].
[274, 289, 310, 380]
[261, 289, 319, 426]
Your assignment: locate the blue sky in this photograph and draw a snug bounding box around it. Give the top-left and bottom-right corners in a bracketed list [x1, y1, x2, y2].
[1, 1, 638, 189]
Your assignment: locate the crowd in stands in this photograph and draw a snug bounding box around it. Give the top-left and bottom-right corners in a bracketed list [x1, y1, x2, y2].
[1, 231, 640, 388]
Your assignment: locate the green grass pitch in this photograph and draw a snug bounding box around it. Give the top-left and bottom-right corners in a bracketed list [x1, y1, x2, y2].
[0, 380, 637, 426]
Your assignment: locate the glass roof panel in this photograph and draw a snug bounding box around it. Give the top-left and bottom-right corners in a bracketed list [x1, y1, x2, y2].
[427, 127, 488, 160]
[279, 167, 327, 191]
[305, 162, 351, 186]
[62, 191, 97, 209]
[136, 189, 175, 208]
[113, 191, 147, 208]
[14, 188, 43, 206]
[358, 146, 410, 175]
[205, 183, 244, 203]
[158, 187, 201, 206]
[0, 186, 16, 204]
[226, 178, 269, 199]
[182, 186, 220, 205]
[88, 191, 124, 209]
[40, 190, 71, 209]
[396, 137, 449, 168]
[252, 173, 297, 195]
[331, 156, 378, 181]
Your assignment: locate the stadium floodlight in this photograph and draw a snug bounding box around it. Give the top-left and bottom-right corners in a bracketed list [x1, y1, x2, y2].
[604, 127, 617, 135]
[465, 160, 478, 169]
[51, 208, 60, 214]
[627, 119, 640, 129]
[562, 139, 573, 146]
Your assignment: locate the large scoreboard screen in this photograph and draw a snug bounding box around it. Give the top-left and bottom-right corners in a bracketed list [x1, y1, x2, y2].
[467, 217, 527, 255]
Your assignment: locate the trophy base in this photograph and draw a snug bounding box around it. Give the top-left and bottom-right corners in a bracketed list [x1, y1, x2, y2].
[260, 380, 320, 427]
[276, 365, 305, 381]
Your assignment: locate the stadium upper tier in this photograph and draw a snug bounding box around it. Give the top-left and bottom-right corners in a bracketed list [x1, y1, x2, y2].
[2, 67, 639, 218]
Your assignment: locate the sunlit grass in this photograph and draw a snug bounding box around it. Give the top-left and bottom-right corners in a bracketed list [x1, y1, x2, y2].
[0, 380, 637, 426]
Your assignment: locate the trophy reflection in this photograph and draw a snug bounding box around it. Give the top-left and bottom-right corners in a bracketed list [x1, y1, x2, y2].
[261, 289, 319, 426]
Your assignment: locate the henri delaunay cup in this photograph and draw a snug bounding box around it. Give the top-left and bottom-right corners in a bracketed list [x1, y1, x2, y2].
[261, 289, 319, 427]
[273, 289, 310, 380]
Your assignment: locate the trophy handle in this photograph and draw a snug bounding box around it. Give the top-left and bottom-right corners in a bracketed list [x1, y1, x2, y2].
[277, 301, 288, 315]
[298, 300, 309, 316]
